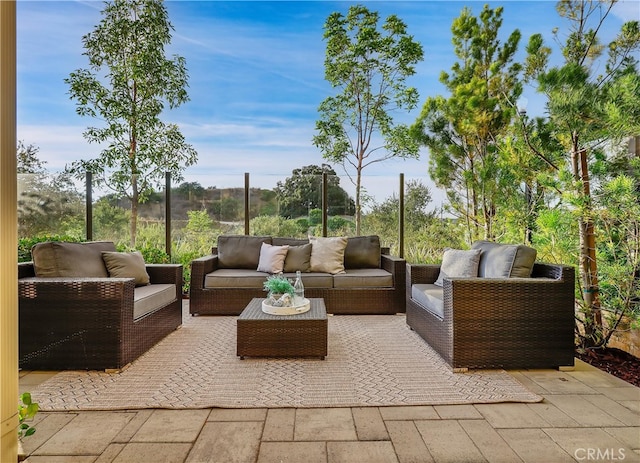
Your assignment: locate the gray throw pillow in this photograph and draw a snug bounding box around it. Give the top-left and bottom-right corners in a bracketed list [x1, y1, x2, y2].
[471, 240, 537, 278]
[434, 248, 482, 287]
[283, 244, 312, 273]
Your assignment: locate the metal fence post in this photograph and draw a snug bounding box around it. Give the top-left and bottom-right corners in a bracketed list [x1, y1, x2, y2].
[244, 172, 250, 235]
[165, 171, 171, 258]
[322, 172, 328, 237]
[399, 173, 404, 259]
[86, 171, 92, 241]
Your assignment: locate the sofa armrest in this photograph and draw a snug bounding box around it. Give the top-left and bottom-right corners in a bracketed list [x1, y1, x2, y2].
[19, 262, 35, 279]
[381, 254, 405, 282]
[190, 254, 219, 291]
[146, 263, 183, 289]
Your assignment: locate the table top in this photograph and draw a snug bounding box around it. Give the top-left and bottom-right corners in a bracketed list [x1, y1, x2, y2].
[239, 298, 327, 321]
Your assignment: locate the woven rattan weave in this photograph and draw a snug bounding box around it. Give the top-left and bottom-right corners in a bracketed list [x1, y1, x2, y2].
[237, 298, 328, 359]
[18, 262, 183, 371]
[406, 262, 576, 370]
[190, 248, 405, 316]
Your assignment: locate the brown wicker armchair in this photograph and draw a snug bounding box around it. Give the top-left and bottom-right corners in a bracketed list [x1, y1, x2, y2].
[18, 262, 183, 371]
[406, 262, 576, 370]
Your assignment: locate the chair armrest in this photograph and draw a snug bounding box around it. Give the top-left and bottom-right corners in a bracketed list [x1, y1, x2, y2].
[442, 264, 575, 321]
[406, 264, 440, 286]
[19, 262, 35, 279]
[190, 254, 219, 291]
[381, 254, 406, 285]
[146, 263, 183, 288]
[19, 277, 136, 320]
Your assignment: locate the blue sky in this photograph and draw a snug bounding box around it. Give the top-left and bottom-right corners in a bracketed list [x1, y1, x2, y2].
[16, 0, 639, 207]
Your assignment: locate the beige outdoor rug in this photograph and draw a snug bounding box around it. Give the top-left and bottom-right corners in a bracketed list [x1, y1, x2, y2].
[32, 306, 542, 410]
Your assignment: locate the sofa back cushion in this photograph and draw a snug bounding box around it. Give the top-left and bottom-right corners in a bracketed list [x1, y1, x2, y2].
[272, 237, 309, 246]
[217, 235, 272, 269]
[344, 235, 381, 269]
[471, 240, 537, 278]
[32, 241, 116, 278]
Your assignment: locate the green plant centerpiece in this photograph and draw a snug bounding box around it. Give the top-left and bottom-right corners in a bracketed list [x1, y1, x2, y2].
[263, 274, 295, 307]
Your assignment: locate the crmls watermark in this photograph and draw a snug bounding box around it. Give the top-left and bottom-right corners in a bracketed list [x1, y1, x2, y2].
[574, 448, 626, 461]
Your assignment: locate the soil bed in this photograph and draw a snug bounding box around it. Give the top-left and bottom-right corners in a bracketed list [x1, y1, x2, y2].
[576, 347, 640, 388]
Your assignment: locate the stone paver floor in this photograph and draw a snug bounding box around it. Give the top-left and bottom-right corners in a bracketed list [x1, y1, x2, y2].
[19, 360, 639, 463]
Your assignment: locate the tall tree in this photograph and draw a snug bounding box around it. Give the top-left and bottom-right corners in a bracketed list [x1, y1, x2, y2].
[275, 164, 355, 219]
[65, 0, 197, 247]
[411, 5, 523, 242]
[526, 0, 640, 345]
[313, 5, 423, 235]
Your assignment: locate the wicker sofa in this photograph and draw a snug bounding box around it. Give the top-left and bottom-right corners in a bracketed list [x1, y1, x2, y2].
[190, 235, 406, 315]
[406, 241, 576, 370]
[18, 241, 183, 370]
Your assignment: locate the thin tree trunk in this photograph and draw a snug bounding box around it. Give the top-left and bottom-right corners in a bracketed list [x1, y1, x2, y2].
[131, 174, 138, 248]
[574, 145, 602, 345]
[355, 168, 362, 236]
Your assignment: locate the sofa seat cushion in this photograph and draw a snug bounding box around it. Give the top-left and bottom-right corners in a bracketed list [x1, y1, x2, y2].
[204, 269, 270, 288]
[471, 240, 537, 278]
[133, 284, 176, 320]
[281, 272, 334, 288]
[32, 241, 116, 278]
[411, 284, 444, 319]
[332, 268, 393, 288]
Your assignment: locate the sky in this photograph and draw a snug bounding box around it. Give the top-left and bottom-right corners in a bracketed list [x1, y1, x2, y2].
[16, 0, 640, 207]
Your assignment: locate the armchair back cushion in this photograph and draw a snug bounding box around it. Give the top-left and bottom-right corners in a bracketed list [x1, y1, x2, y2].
[32, 241, 116, 278]
[472, 240, 537, 278]
[217, 235, 272, 269]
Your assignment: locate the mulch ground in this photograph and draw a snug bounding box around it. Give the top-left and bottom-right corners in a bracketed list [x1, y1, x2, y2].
[576, 347, 640, 388]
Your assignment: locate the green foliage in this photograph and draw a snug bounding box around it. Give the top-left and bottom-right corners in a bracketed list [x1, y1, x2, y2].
[65, 0, 197, 247]
[18, 234, 83, 262]
[250, 215, 302, 238]
[93, 199, 130, 243]
[412, 4, 523, 243]
[308, 208, 322, 226]
[263, 274, 295, 296]
[526, 0, 640, 346]
[18, 392, 39, 440]
[314, 4, 424, 234]
[274, 164, 354, 218]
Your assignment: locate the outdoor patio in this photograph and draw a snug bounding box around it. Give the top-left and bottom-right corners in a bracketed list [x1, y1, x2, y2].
[19, 352, 640, 462]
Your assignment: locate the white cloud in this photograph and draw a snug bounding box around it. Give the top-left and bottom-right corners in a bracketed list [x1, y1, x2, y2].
[611, 0, 640, 22]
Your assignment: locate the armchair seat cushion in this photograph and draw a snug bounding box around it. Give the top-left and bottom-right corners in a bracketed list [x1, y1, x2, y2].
[332, 268, 393, 288]
[411, 284, 444, 318]
[134, 284, 177, 320]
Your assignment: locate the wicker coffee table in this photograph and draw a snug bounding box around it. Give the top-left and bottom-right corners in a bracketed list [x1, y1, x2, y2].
[237, 298, 327, 359]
